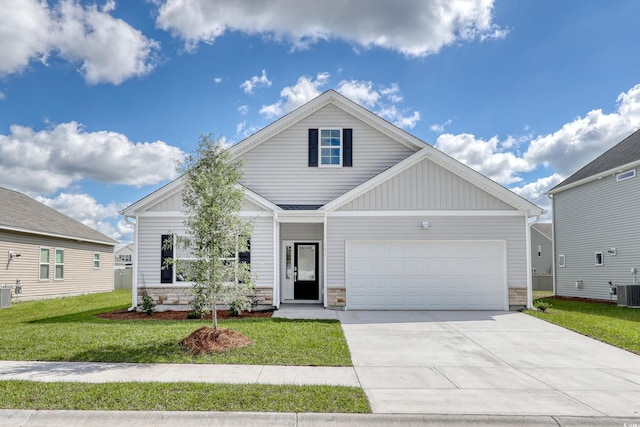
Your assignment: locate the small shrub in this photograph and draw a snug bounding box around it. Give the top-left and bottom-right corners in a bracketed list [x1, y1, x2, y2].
[189, 282, 211, 319]
[534, 299, 551, 312]
[141, 290, 156, 316]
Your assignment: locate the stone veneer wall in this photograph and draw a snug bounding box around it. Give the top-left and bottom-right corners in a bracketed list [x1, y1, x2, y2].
[138, 286, 274, 311]
[327, 287, 346, 309]
[508, 287, 527, 310]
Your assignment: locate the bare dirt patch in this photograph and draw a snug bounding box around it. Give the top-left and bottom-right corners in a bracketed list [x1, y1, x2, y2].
[96, 309, 273, 321]
[546, 295, 617, 305]
[180, 326, 253, 354]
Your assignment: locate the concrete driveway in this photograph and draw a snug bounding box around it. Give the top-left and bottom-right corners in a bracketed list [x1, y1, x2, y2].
[338, 310, 640, 417]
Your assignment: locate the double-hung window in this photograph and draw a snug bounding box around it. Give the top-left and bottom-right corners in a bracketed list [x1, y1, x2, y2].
[320, 128, 342, 166]
[93, 252, 100, 269]
[39, 247, 50, 280]
[55, 249, 64, 280]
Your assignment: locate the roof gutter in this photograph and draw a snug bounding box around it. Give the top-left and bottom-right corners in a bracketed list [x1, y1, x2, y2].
[548, 159, 640, 196]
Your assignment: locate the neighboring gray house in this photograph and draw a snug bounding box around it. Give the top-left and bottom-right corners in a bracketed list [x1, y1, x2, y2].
[548, 128, 640, 300]
[115, 243, 134, 269]
[530, 223, 553, 291]
[0, 187, 117, 301]
[121, 90, 543, 311]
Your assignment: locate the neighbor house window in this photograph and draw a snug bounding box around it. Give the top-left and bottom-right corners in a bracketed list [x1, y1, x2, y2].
[595, 251, 604, 266]
[93, 252, 100, 269]
[558, 254, 566, 268]
[118, 254, 131, 262]
[616, 169, 635, 181]
[55, 249, 64, 279]
[537, 245, 542, 256]
[39, 247, 50, 280]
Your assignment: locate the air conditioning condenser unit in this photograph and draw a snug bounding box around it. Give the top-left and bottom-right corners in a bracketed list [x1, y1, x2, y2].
[617, 285, 640, 308]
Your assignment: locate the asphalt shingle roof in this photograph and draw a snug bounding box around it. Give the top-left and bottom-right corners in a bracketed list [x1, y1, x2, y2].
[531, 222, 552, 240]
[0, 187, 118, 245]
[550, 128, 640, 192]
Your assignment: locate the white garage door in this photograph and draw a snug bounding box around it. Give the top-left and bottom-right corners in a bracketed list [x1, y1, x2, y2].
[346, 240, 507, 310]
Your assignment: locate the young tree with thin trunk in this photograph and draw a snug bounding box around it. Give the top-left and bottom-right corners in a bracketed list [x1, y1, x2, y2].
[175, 134, 254, 329]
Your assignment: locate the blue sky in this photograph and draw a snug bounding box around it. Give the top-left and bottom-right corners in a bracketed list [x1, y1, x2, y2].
[2, 0, 640, 243]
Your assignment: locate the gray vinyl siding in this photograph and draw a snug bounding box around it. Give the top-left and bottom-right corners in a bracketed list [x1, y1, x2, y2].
[553, 173, 640, 300]
[239, 104, 419, 205]
[530, 227, 553, 275]
[281, 223, 323, 241]
[0, 230, 114, 300]
[148, 192, 184, 212]
[326, 215, 526, 289]
[339, 157, 515, 211]
[136, 215, 273, 288]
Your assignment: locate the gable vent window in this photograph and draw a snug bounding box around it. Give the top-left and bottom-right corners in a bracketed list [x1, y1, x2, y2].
[308, 128, 352, 167]
[616, 169, 635, 181]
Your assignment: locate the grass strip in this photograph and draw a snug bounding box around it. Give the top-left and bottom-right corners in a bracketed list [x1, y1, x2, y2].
[0, 381, 371, 413]
[0, 291, 352, 366]
[526, 297, 640, 354]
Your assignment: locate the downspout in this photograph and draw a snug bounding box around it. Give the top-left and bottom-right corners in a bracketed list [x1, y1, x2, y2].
[123, 215, 138, 311]
[323, 212, 328, 308]
[273, 212, 280, 309]
[526, 213, 541, 310]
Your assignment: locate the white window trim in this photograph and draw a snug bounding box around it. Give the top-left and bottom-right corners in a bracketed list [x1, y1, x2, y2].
[558, 254, 566, 268]
[93, 252, 100, 269]
[616, 169, 636, 182]
[595, 251, 604, 267]
[54, 248, 64, 280]
[39, 247, 50, 281]
[319, 127, 342, 167]
[173, 235, 197, 284]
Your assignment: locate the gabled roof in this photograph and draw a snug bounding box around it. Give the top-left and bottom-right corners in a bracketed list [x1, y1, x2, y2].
[321, 147, 544, 217]
[531, 223, 552, 241]
[0, 187, 118, 245]
[228, 89, 426, 158]
[548, 128, 640, 194]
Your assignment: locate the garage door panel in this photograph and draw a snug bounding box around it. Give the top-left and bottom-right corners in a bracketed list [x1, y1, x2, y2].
[346, 241, 506, 310]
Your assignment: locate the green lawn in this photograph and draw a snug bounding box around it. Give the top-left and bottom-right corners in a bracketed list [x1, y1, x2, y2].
[0, 381, 370, 413]
[526, 297, 640, 354]
[0, 290, 352, 366]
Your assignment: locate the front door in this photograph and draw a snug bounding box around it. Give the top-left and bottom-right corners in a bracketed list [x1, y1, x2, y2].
[294, 243, 319, 300]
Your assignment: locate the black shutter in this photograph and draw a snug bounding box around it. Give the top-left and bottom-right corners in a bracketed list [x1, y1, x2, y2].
[343, 128, 352, 167]
[160, 235, 173, 284]
[308, 128, 318, 167]
[239, 238, 251, 267]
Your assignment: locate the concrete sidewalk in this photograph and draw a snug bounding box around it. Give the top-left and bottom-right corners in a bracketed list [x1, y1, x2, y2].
[0, 360, 358, 387]
[1, 410, 637, 426]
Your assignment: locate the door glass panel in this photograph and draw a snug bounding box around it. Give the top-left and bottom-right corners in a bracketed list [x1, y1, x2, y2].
[285, 245, 292, 279]
[297, 244, 316, 281]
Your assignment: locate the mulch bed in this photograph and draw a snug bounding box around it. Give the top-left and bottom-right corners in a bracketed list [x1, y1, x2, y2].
[180, 326, 253, 354]
[545, 295, 617, 305]
[96, 309, 273, 321]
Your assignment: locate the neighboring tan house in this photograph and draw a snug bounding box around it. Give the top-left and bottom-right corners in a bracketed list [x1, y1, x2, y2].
[121, 90, 543, 312]
[530, 222, 553, 291]
[0, 187, 117, 301]
[548, 128, 640, 300]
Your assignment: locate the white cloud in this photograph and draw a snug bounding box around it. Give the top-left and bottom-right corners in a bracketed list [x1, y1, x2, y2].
[237, 105, 249, 115]
[510, 174, 563, 221]
[336, 80, 380, 107]
[36, 192, 131, 241]
[214, 77, 222, 84]
[435, 133, 534, 185]
[524, 84, 640, 176]
[430, 119, 453, 133]
[260, 73, 329, 118]
[155, 0, 503, 57]
[0, 122, 185, 195]
[0, 0, 159, 84]
[240, 69, 272, 94]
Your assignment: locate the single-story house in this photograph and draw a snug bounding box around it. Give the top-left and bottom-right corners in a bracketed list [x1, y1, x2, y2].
[0, 187, 117, 301]
[548, 128, 640, 300]
[530, 223, 553, 291]
[121, 90, 543, 311]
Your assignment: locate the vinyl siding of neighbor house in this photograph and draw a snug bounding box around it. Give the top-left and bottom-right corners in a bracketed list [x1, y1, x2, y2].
[0, 230, 114, 300]
[530, 227, 553, 275]
[136, 214, 274, 289]
[326, 216, 527, 290]
[338, 157, 515, 211]
[553, 172, 640, 300]
[239, 104, 419, 205]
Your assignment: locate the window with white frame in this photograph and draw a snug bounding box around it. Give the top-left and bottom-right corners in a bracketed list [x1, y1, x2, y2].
[175, 236, 197, 282]
[93, 252, 100, 269]
[616, 169, 635, 182]
[39, 247, 50, 280]
[55, 249, 64, 279]
[558, 254, 566, 268]
[319, 128, 342, 166]
[595, 251, 604, 266]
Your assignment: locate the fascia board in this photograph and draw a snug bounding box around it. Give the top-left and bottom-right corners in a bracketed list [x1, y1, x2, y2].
[120, 177, 184, 216]
[0, 225, 117, 246]
[547, 159, 640, 195]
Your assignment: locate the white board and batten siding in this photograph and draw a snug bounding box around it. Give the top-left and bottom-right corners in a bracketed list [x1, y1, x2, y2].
[136, 214, 274, 289]
[239, 104, 418, 206]
[554, 172, 640, 300]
